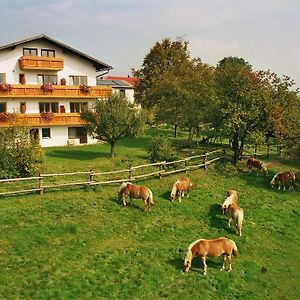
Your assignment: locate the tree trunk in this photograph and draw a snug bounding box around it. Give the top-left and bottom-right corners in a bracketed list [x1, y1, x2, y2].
[187, 128, 194, 147]
[110, 141, 116, 158]
[174, 124, 178, 138]
[232, 132, 240, 165]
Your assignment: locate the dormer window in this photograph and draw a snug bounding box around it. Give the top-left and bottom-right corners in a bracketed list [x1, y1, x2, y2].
[41, 49, 55, 57]
[23, 48, 38, 56]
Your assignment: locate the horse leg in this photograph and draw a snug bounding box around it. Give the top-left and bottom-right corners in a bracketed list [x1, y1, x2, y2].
[178, 191, 182, 203]
[228, 218, 232, 228]
[122, 195, 127, 206]
[227, 255, 232, 272]
[186, 188, 190, 198]
[201, 256, 207, 275]
[220, 254, 226, 271]
[237, 224, 242, 236]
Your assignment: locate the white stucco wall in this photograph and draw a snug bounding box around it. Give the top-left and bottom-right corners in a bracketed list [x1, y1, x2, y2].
[0, 39, 97, 85]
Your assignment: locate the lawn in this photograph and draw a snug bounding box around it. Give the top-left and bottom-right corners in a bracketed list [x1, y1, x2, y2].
[0, 128, 299, 299]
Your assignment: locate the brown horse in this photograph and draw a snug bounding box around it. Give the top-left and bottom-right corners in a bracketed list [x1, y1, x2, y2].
[225, 203, 244, 236]
[170, 177, 194, 202]
[183, 237, 238, 275]
[271, 171, 296, 190]
[118, 182, 154, 211]
[247, 157, 268, 176]
[222, 189, 238, 214]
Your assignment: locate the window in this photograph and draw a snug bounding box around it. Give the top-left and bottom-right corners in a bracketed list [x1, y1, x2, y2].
[69, 75, 87, 86]
[0, 73, 6, 83]
[23, 48, 38, 56]
[41, 49, 55, 57]
[42, 128, 51, 139]
[39, 102, 59, 113]
[38, 75, 58, 85]
[0, 102, 7, 113]
[119, 89, 126, 96]
[70, 102, 88, 113]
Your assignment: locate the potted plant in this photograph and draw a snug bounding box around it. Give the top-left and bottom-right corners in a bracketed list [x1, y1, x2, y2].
[40, 83, 54, 92]
[0, 83, 13, 92]
[41, 111, 54, 122]
[79, 84, 92, 93]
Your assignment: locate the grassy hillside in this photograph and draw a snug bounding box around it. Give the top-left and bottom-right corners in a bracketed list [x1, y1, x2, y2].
[0, 128, 299, 299]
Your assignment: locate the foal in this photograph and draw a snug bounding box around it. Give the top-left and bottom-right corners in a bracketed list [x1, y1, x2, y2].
[183, 237, 238, 275]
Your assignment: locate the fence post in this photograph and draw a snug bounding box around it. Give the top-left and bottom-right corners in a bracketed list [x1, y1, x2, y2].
[185, 158, 189, 175]
[222, 148, 226, 160]
[203, 151, 208, 169]
[38, 173, 43, 195]
[129, 166, 133, 181]
[89, 169, 94, 186]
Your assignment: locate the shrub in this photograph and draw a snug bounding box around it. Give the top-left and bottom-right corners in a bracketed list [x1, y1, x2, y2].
[0, 127, 44, 178]
[147, 136, 178, 162]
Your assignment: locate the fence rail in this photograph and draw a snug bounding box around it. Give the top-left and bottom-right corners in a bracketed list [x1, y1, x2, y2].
[0, 149, 225, 198]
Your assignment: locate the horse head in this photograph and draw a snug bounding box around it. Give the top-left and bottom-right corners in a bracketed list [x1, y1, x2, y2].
[170, 183, 178, 201]
[270, 174, 277, 188]
[183, 253, 192, 272]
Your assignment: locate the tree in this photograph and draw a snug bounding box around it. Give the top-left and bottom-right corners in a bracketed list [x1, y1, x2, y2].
[215, 57, 299, 164]
[0, 126, 44, 179]
[135, 38, 215, 140]
[81, 93, 145, 158]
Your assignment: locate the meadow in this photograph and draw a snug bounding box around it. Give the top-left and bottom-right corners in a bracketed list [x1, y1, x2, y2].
[0, 128, 299, 299]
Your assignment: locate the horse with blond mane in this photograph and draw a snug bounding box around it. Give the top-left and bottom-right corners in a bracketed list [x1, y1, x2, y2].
[222, 189, 238, 214]
[247, 157, 268, 176]
[118, 182, 154, 211]
[170, 177, 194, 202]
[271, 171, 296, 190]
[183, 237, 238, 275]
[225, 203, 244, 236]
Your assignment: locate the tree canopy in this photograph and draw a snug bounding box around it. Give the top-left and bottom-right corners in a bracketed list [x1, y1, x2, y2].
[81, 93, 145, 158]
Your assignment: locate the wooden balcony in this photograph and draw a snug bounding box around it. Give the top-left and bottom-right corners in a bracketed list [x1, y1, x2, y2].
[19, 56, 64, 71]
[0, 113, 87, 127]
[0, 84, 112, 98]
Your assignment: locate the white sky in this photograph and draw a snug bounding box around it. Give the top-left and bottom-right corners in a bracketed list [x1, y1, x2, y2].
[1, 0, 299, 89]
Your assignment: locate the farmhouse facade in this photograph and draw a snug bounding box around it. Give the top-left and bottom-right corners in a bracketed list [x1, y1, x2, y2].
[0, 34, 113, 147]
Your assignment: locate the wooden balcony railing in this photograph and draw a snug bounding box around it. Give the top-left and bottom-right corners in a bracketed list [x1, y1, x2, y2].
[0, 84, 112, 98]
[0, 113, 87, 127]
[19, 56, 64, 71]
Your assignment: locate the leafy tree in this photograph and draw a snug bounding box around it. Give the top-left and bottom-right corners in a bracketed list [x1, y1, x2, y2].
[215, 57, 299, 164]
[81, 93, 145, 158]
[0, 127, 44, 178]
[147, 136, 178, 162]
[135, 38, 215, 140]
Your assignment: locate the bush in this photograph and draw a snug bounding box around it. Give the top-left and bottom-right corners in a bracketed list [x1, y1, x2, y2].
[0, 127, 44, 178]
[147, 136, 178, 162]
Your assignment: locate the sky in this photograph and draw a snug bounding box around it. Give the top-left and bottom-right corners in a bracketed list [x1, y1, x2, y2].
[1, 0, 299, 89]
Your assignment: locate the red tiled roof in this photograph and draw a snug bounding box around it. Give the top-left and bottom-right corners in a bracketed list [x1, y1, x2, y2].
[105, 76, 139, 87]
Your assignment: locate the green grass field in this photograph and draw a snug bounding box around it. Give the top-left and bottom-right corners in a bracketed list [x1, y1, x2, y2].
[0, 129, 299, 299]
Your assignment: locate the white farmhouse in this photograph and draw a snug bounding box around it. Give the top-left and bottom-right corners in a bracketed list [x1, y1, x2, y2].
[0, 34, 113, 147]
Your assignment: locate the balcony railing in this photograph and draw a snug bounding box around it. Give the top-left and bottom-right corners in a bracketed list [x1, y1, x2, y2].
[19, 56, 64, 71]
[0, 113, 87, 127]
[0, 84, 112, 98]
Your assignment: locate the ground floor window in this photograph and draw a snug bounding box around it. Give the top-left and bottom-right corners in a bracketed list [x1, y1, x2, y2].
[30, 128, 39, 141]
[42, 128, 51, 139]
[0, 102, 7, 113]
[68, 127, 87, 144]
[39, 102, 59, 113]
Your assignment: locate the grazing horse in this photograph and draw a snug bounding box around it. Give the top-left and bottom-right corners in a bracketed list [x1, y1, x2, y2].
[118, 182, 154, 211]
[222, 189, 238, 214]
[183, 237, 238, 275]
[271, 171, 296, 190]
[247, 157, 268, 176]
[225, 203, 244, 236]
[170, 177, 193, 202]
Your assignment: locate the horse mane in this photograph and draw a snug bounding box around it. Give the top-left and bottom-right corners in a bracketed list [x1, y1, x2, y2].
[184, 239, 203, 263]
[229, 239, 238, 256]
[147, 188, 154, 206]
[118, 182, 130, 192]
[270, 173, 278, 184]
[170, 180, 179, 197]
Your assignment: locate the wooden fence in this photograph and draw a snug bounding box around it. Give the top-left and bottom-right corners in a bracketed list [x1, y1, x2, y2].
[0, 149, 225, 198]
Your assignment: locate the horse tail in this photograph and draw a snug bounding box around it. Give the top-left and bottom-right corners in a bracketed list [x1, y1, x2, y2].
[291, 172, 296, 188]
[147, 188, 154, 206]
[230, 239, 238, 257]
